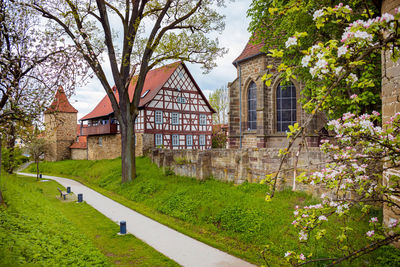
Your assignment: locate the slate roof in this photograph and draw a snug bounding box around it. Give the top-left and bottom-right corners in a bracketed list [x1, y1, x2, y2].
[232, 39, 265, 65]
[80, 62, 180, 121]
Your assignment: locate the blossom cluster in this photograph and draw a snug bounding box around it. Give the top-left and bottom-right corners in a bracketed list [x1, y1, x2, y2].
[285, 111, 400, 263]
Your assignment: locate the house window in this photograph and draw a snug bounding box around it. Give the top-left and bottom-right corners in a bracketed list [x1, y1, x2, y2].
[186, 135, 193, 146]
[177, 97, 187, 104]
[199, 114, 207, 125]
[172, 113, 180, 125]
[155, 134, 163, 146]
[248, 82, 257, 130]
[98, 137, 103, 146]
[155, 111, 163, 124]
[199, 135, 205, 146]
[276, 81, 297, 132]
[172, 135, 179, 146]
[178, 71, 184, 79]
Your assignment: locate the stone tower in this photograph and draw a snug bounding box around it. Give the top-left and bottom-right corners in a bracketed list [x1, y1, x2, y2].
[382, 0, 400, 229]
[44, 87, 78, 161]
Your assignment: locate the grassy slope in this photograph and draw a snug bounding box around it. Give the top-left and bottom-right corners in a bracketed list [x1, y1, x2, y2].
[27, 157, 395, 266]
[0, 173, 177, 266]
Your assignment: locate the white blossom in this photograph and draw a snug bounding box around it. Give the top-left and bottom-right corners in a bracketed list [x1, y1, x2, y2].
[337, 45, 348, 57]
[313, 9, 324, 21]
[285, 36, 297, 48]
[301, 55, 311, 67]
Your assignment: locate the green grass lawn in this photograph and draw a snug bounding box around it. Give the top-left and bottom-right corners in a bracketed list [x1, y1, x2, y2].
[0, 172, 177, 266]
[26, 157, 400, 266]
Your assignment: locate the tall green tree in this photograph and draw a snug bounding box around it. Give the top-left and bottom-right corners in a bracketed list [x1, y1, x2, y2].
[31, 0, 227, 183]
[209, 85, 228, 125]
[247, 0, 383, 118]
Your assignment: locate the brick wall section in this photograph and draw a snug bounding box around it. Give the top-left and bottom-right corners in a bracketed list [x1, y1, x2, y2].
[88, 134, 122, 160]
[86, 133, 153, 159]
[149, 148, 328, 196]
[71, 148, 88, 160]
[44, 112, 77, 161]
[382, 0, 400, 231]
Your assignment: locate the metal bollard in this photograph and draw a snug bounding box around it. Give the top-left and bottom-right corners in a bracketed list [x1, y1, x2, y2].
[120, 221, 127, 235]
[77, 193, 83, 203]
[67, 187, 71, 194]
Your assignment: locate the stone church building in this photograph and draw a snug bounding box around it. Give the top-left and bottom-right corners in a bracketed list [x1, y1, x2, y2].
[228, 40, 324, 149]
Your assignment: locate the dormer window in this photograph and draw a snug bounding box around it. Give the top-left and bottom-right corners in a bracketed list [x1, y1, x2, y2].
[141, 90, 150, 98]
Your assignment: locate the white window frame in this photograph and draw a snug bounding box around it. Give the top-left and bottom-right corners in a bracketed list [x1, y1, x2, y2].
[155, 134, 163, 146]
[172, 134, 179, 146]
[199, 135, 205, 146]
[172, 113, 180, 125]
[199, 114, 207, 125]
[186, 135, 193, 146]
[155, 110, 163, 124]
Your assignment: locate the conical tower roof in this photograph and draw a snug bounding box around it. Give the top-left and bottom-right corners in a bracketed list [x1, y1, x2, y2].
[45, 87, 77, 114]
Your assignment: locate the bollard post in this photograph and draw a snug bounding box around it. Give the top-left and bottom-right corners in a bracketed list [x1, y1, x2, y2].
[67, 187, 71, 194]
[120, 221, 127, 235]
[39, 174, 42, 179]
[77, 193, 83, 203]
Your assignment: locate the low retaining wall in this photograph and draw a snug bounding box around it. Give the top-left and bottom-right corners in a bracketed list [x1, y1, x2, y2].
[149, 148, 329, 193]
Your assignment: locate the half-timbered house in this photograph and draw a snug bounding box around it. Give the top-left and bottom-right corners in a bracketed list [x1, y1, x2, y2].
[76, 61, 215, 160]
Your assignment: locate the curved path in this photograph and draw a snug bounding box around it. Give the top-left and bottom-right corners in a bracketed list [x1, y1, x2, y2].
[17, 172, 255, 267]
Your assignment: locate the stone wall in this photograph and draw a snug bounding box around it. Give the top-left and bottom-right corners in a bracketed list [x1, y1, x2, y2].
[149, 147, 328, 195]
[86, 133, 153, 160]
[71, 148, 88, 160]
[44, 112, 77, 161]
[382, 0, 400, 230]
[87, 134, 122, 160]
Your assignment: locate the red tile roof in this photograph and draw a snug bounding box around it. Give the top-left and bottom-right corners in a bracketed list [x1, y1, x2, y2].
[232, 39, 265, 65]
[45, 87, 78, 113]
[70, 135, 87, 149]
[80, 62, 180, 121]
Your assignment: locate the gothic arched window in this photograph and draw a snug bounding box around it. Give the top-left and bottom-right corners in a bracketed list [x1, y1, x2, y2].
[276, 81, 296, 132]
[248, 82, 257, 130]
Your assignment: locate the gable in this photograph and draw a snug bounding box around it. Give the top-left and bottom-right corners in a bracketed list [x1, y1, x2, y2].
[148, 64, 215, 113]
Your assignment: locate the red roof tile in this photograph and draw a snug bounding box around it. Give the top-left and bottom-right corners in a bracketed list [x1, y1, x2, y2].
[70, 135, 87, 149]
[80, 62, 181, 121]
[232, 39, 265, 65]
[45, 87, 78, 113]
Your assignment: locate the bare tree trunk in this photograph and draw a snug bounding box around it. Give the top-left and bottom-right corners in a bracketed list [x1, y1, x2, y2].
[6, 123, 15, 174]
[36, 160, 39, 181]
[0, 135, 3, 204]
[120, 119, 136, 183]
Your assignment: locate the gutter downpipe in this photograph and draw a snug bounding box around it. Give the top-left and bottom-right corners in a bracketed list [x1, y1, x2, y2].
[236, 62, 243, 149]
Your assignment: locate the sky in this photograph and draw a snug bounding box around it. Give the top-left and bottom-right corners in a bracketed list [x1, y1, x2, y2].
[69, 0, 253, 120]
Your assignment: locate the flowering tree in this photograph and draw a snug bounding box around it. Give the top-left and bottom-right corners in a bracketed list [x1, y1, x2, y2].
[0, 0, 87, 173]
[252, 2, 400, 265]
[30, 0, 227, 183]
[248, 0, 382, 119]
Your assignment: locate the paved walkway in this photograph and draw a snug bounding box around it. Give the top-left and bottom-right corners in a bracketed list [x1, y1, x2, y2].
[17, 172, 255, 267]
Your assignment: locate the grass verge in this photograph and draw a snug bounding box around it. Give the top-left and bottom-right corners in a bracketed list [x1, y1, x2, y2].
[26, 157, 400, 266]
[0, 172, 177, 266]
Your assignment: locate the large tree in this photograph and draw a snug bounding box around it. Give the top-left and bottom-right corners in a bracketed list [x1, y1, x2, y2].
[209, 85, 228, 125]
[31, 0, 227, 182]
[0, 0, 86, 174]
